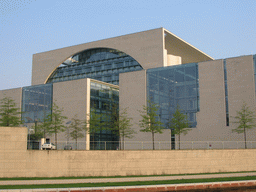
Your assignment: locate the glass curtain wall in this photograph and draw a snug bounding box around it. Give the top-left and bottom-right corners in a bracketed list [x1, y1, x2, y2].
[90, 81, 119, 150]
[22, 84, 53, 124]
[47, 48, 143, 85]
[147, 63, 199, 129]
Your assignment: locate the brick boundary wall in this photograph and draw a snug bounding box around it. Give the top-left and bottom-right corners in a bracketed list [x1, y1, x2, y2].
[1, 180, 256, 192]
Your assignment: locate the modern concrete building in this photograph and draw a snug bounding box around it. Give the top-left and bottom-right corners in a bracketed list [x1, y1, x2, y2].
[1, 27, 256, 150]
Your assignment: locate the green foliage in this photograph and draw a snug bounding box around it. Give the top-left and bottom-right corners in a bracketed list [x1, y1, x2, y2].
[69, 115, 84, 149]
[138, 99, 164, 150]
[232, 102, 256, 149]
[0, 96, 22, 127]
[106, 101, 119, 135]
[119, 108, 135, 139]
[36, 118, 50, 139]
[111, 108, 135, 150]
[169, 105, 190, 135]
[29, 118, 45, 140]
[169, 105, 191, 150]
[44, 102, 67, 149]
[84, 108, 104, 149]
[29, 130, 43, 141]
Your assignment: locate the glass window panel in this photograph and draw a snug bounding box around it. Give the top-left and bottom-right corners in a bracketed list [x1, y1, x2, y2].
[187, 84, 197, 97]
[175, 68, 184, 82]
[175, 86, 185, 98]
[147, 63, 199, 129]
[177, 99, 187, 110]
[95, 66, 101, 71]
[105, 64, 111, 70]
[22, 84, 53, 123]
[90, 81, 119, 149]
[185, 66, 196, 79]
[47, 48, 143, 85]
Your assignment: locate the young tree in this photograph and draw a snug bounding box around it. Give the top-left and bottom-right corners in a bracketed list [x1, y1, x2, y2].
[138, 99, 164, 150]
[104, 100, 121, 149]
[69, 115, 84, 150]
[107, 101, 119, 135]
[36, 119, 49, 139]
[30, 116, 49, 140]
[84, 108, 104, 150]
[118, 108, 135, 150]
[29, 127, 43, 141]
[232, 102, 256, 149]
[45, 102, 67, 149]
[0, 96, 22, 127]
[110, 107, 135, 150]
[169, 105, 191, 150]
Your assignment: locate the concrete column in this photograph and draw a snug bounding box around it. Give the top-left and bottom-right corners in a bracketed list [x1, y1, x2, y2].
[85, 79, 91, 150]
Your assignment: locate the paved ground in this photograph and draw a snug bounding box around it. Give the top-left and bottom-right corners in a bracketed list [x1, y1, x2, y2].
[0, 172, 255, 185]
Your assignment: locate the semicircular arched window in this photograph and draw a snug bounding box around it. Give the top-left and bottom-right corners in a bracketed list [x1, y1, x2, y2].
[46, 48, 143, 85]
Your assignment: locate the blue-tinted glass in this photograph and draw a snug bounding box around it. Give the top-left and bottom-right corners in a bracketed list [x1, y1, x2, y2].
[176, 86, 185, 98]
[188, 99, 197, 110]
[187, 84, 197, 97]
[175, 68, 185, 82]
[90, 81, 119, 150]
[185, 65, 196, 81]
[22, 84, 52, 123]
[147, 63, 199, 128]
[177, 99, 187, 110]
[47, 48, 143, 85]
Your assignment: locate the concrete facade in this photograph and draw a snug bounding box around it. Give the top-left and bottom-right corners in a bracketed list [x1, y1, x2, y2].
[118, 55, 256, 149]
[32, 28, 165, 85]
[1, 127, 256, 178]
[180, 56, 256, 144]
[164, 28, 213, 64]
[52, 78, 89, 148]
[0, 28, 255, 150]
[119, 70, 171, 146]
[32, 28, 213, 86]
[0, 88, 22, 112]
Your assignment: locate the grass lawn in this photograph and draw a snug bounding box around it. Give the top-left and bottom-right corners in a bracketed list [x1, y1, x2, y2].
[0, 171, 255, 181]
[1, 175, 256, 189]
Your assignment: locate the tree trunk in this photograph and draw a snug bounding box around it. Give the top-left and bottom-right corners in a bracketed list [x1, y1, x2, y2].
[179, 133, 181, 150]
[123, 135, 125, 150]
[43, 129, 46, 138]
[55, 131, 57, 150]
[92, 133, 95, 150]
[244, 127, 247, 149]
[152, 131, 155, 150]
[119, 133, 121, 150]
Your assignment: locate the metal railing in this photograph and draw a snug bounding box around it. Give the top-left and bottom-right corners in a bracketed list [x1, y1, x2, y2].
[27, 140, 256, 150]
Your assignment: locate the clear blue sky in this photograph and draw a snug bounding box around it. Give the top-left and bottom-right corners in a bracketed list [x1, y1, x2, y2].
[0, 0, 255, 90]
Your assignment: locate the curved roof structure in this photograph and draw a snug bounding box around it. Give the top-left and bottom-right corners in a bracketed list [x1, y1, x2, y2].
[46, 48, 143, 85]
[32, 28, 213, 86]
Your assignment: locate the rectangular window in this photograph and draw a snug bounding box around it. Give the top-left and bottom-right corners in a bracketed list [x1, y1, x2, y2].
[147, 63, 199, 128]
[22, 84, 53, 123]
[105, 64, 111, 70]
